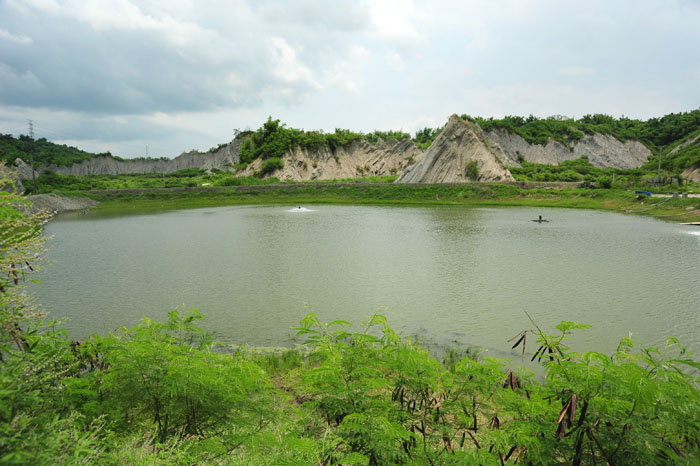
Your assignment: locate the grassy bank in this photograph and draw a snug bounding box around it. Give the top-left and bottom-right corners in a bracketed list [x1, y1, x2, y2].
[4, 170, 700, 465]
[3, 308, 699, 465]
[75, 182, 700, 223]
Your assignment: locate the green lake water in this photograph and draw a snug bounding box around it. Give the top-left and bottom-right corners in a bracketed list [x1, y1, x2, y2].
[34, 205, 700, 358]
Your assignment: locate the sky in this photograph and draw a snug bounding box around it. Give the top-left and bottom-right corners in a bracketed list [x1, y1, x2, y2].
[1, 0, 699, 159]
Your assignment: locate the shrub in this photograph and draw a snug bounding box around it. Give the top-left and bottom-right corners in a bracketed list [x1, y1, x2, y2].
[168, 168, 206, 178]
[465, 160, 479, 180]
[597, 176, 612, 188]
[98, 309, 271, 443]
[256, 157, 284, 177]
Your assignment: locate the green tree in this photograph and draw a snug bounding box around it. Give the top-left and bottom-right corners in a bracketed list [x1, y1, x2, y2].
[0, 164, 104, 465]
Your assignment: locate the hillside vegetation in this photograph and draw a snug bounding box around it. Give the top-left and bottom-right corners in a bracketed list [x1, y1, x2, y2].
[237, 117, 411, 165]
[0, 134, 109, 167]
[2, 184, 700, 464]
[461, 109, 700, 153]
[4, 110, 700, 179]
[0, 134, 169, 168]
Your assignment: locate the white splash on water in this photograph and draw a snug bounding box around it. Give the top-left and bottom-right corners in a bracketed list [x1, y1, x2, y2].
[287, 207, 314, 212]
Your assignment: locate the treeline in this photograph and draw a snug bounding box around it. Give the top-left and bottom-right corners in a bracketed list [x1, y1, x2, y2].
[0, 134, 168, 169]
[508, 156, 653, 187]
[237, 117, 412, 166]
[413, 126, 443, 149]
[34, 169, 280, 192]
[5, 110, 699, 172]
[460, 109, 700, 151]
[648, 131, 700, 172]
[0, 133, 110, 168]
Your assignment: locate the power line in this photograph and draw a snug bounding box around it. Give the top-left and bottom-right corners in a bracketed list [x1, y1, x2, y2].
[5, 119, 195, 158]
[27, 119, 37, 195]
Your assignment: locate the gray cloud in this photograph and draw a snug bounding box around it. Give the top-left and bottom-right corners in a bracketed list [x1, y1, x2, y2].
[1, 0, 698, 158]
[0, 0, 337, 115]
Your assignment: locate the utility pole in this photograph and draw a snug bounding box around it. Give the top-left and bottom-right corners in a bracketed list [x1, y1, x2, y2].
[28, 119, 37, 195]
[657, 148, 662, 184]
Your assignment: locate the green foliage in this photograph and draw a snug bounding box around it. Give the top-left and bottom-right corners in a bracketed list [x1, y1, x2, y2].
[508, 156, 653, 188]
[414, 126, 442, 149]
[0, 133, 111, 167]
[363, 130, 411, 145]
[97, 309, 272, 444]
[645, 131, 700, 172]
[463, 109, 700, 151]
[256, 157, 284, 177]
[465, 160, 479, 180]
[290, 313, 700, 465]
[238, 136, 256, 164]
[237, 117, 364, 165]
[596, 175, 612, 189]
[236, 117, 411, 167]
[2, 166, 700, 463]
[167, 168, 206, 177]
[212, 175, 266, 187]
[33, 170, 281, 192]
[465, 114, 585, 147]
[577, 111, 700, 148]
[1, 168, 105, 464]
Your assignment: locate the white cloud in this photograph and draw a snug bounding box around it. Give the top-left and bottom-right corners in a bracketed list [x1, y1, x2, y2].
[269, 36, 321, 90]
[460, 83, 680, 120]
[0, 28, 32, 44]
[1, 0, 698, 158]
[9, 0, 62, 15]
[0, 63, 43, 92]
[388, 52, 406, 71]
[368, 0, 419, 43]
[559, 66, 596, 76]
[324, 45, 371, 93]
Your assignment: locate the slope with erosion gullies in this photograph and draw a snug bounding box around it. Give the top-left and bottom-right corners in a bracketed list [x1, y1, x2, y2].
[397, 114, 515, 183]
[47, 140, 240, 175]
[239, 137, 423, 181]
[472, 109, 700, 171]
[6, 110, 700, 181]
[670, 133, 700, 182]
[483, 127, 651, 169]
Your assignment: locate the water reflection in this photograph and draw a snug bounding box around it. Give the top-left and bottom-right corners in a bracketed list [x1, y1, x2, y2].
[34, 205, 700, 358]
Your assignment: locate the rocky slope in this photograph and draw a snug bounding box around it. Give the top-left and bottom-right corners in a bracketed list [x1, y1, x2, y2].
[1, 163, 25, 193]
[397, 114, 514, 183]
[28, 194, 98, 213]
[483, 128, 651, 169]
[12, 115, 663, 182]
[41, 141, 240, 175]
[670, 133, 700, 155]
[239, 138, 423, 181]
[684, 167, 700, 183]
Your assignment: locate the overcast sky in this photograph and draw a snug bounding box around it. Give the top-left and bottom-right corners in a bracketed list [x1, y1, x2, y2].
[1, 0, 699, 158]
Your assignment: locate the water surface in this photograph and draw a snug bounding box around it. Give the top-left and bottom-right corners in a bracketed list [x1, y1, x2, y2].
[34, 205, 700, 357]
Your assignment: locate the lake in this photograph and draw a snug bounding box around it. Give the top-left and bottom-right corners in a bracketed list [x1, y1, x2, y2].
[33, 205, 700, 358]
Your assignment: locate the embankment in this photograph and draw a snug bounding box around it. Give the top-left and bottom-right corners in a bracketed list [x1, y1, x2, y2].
[81, 183, 700, 223]
[28, 194, 99, 213]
